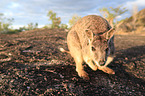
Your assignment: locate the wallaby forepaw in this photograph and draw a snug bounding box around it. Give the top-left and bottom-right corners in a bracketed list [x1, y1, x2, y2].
[78, 70, 90, 80]
[107, 69, 115, 74]
[99, 67, 115, 75]
[82, 75, 90, 80]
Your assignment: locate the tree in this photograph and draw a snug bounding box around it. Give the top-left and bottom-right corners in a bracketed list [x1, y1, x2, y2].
[99, 5, 128, 27]
[60, 24, 68, 29]
[68, 14, 81, 28]
[0, 13, 14, 33]
[47, 10, 61, 28]
[27, 23, 38, 30]
[19, 23, 38, 31]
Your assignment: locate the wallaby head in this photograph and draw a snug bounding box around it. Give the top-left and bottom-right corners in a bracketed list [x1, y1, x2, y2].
[86, 28, 115, 66]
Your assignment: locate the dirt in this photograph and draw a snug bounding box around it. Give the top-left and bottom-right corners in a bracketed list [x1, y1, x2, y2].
[0, 29, 145, 95]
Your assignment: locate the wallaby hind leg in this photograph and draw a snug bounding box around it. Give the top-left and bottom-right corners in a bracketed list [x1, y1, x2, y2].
[67, 30, 89, 80]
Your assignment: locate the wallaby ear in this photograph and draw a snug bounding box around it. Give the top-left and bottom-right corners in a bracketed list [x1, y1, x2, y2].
[85, 29, 94, 41]
[104, 28, 115, 40]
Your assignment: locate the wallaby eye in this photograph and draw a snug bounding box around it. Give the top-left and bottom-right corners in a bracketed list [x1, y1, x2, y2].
[91, 46, 96, 51]
[104, 40, 108, 43]
[105, 48, 109, 52]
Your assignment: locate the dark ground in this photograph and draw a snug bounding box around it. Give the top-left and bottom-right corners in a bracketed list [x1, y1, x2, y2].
[0, 29, 145, 95]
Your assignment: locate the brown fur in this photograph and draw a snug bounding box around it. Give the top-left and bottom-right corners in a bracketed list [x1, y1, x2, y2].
[60, 15, 115, 80]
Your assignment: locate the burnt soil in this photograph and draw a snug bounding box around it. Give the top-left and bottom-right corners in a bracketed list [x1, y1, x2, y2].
[0, 29, 145, 95]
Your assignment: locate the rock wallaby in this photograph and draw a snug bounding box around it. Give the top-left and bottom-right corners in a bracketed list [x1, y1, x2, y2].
[60, 15, 115, 80]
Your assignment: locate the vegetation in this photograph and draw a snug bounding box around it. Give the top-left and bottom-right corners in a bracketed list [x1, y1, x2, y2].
[19, 23, 38, 31]
[99, 5, 128, 27]
[68, 14, 81, 28]
[60, 23, 68, 29]
[46, 10, 68, 29]
[0, 13, 14, 33]
[1, 6, 144, 34]
[117, 8, 145, 33]
[47, 10, 61, 28]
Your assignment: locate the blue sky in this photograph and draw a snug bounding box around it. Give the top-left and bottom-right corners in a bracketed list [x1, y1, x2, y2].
[0, 0, 145, 29]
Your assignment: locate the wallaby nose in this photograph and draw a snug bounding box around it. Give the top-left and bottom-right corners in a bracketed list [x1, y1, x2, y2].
[100, 60, 104, 65]
[100, 61, 104, 65]
[100, 59, 105, 62]
[100, 59, 106, 66]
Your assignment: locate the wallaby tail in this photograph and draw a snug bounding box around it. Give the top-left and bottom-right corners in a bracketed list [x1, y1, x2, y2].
[59, 48, 70, 54]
